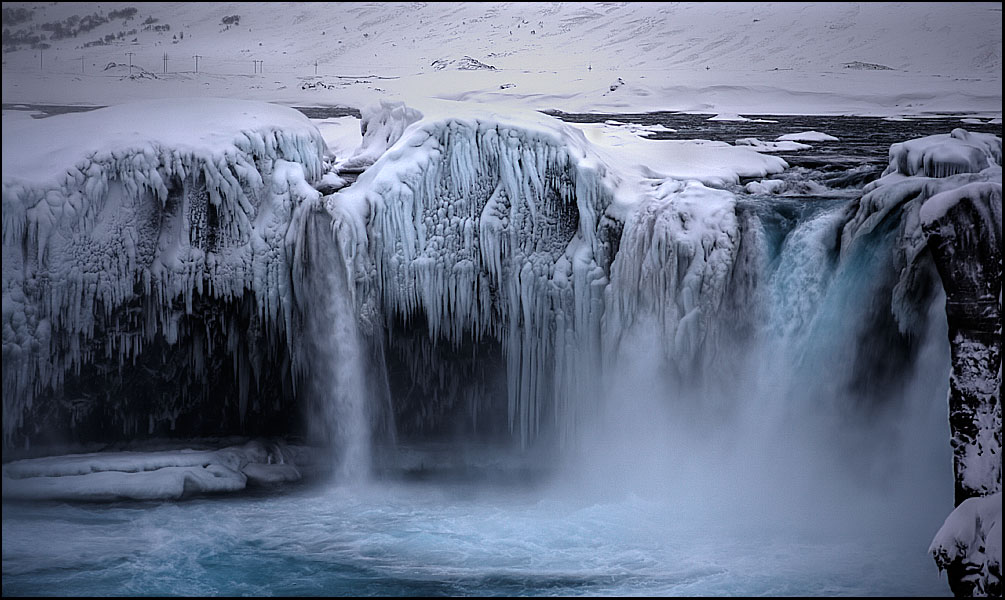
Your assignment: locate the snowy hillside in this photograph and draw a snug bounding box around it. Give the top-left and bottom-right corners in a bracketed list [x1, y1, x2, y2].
[1, 2, 1001, 116]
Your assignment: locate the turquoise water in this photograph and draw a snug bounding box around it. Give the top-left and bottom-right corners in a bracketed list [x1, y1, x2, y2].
[2, 475, 953, 596]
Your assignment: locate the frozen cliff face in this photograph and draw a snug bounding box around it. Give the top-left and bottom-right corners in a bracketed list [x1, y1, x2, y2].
[922, 181, 1002, 506]
[602, 179, 742, 385]
[330, 100, 618, 446]
[2, 99, 328, 449]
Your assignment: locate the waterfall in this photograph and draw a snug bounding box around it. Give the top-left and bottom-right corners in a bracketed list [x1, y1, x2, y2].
[578, 181, 952, 511]
[297, 205, 373, 481]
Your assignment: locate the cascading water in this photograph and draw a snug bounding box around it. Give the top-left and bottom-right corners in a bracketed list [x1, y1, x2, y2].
[571, 175, 952, 520]
[296, 206, 374, 481]
[2, 99, 1000, 596]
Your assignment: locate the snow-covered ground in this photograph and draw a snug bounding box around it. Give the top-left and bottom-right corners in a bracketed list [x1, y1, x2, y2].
[2, 440, 315, 500]
[1, 2, 1000, 118]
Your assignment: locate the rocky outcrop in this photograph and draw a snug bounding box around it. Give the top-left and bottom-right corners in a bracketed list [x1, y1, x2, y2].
[916, 134, 1001, 596]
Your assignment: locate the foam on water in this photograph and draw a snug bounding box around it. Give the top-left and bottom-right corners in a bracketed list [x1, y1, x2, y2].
[1, 475, 952, 596]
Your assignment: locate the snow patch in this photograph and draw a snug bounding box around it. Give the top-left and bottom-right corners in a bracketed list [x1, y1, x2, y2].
[930, 492, 1002, 596]
[735, 138, 812, 152]
[776, 131, 840, 142]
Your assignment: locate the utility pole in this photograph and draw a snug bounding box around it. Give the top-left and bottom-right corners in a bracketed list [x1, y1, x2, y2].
[80, 55, 85, 74]
[315, 60, 318, 76]
[126, 51, 134, 76]
[163, 53, 168, 74]
[39, 47, 43, 71]
[193, 54, 201, 73]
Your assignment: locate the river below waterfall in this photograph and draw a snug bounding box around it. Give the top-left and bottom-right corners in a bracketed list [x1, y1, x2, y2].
[2, 112, 1000, 596]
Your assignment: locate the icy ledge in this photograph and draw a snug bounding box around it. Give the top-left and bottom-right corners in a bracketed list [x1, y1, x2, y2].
[2, 98, 327, 445]
[2, 440, 315, 501]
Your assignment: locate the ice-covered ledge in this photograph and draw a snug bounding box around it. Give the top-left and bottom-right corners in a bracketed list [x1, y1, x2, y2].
[2, 440, 320, 501]
[2, 99, 328, 448]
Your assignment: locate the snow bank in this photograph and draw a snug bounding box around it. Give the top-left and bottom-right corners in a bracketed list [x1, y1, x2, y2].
[2, 98, 328, 445]
[930, 492, 1002, 596]
[735, 138, 812, 152]
[312, 115, 364, 161]
[2, 440, 310, 500]
[776, 131, 840, 143]
[569, 122, 787, 196]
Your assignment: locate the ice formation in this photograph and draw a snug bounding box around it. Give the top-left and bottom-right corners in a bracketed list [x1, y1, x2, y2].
[883, 128, 1001, 180]
[2, 98, 328, 447]
[330, 100, 618, 445]
[2, 440, 312, 500]
[602, 179, 742, 382]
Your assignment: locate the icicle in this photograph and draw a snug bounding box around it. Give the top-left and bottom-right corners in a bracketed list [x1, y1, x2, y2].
[332, 104, 616, 446]
[2, 102, 327, 446]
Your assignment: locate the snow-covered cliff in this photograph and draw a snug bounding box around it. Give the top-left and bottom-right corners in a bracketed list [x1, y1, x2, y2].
[2, 98, 327, 447]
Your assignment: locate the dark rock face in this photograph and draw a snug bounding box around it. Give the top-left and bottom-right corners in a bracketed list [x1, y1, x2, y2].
[923, 184, 1002, 596]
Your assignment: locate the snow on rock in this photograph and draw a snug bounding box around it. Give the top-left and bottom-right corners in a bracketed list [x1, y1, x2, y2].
[840, 131, 1001, 335]
[921, 180, 1002, 507]
[1, 440, 310, 501]
[883, 128, 1002, 180]
[920, 181, 1003, 228]
[930, 492, 1002, 597]
[330, 99, 617, 446]
[744, 179, 788, 195]
[735, 138, 812, 152]
[336, 100, 423, 172]
[775, 131, 840, 143]
[431, 56, 497, 71]
[2, 98, 328, 446]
